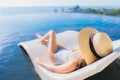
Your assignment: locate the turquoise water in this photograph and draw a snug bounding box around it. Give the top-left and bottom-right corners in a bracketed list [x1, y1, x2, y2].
[0, 13, 120, 80]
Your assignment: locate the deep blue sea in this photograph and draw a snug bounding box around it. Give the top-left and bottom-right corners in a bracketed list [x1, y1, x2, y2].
[0, 13, 120, 80]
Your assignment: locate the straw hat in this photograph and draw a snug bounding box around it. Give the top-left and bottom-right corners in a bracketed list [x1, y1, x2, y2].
[78, 28, 113, 65]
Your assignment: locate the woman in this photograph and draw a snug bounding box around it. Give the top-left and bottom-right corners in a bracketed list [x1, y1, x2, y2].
[36, 30, 86, 74]
[36, 28, 113, 73]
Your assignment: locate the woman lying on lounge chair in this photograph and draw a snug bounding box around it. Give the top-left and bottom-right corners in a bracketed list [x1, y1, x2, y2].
[36, 28, 113, 74]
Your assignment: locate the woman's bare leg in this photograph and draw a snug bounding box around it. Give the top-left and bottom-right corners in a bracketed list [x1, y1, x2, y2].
[47, 30, 58, 64]
[36, 31, 63, 49]
[36, 30, 58, 64]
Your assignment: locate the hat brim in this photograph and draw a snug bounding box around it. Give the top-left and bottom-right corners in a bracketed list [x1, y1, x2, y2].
[78, 27, 99, 65]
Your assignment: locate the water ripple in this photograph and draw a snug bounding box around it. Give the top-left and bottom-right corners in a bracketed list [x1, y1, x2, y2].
[0, 13, 120, 80]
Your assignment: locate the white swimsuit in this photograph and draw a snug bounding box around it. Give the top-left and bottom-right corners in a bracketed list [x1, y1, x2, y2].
[54, 48, 80, 65]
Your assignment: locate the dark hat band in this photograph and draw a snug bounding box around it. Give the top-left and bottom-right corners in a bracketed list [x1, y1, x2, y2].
[89, 35, 102, 59]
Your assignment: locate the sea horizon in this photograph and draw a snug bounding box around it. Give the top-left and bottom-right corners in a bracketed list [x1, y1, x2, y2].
[0, 6, 120, 15]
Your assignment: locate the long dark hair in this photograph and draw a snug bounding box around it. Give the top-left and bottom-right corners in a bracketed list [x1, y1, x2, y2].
[76, 58, 87, 69]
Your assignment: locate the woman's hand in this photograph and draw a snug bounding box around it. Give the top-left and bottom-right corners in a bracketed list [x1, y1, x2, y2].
[36, 58, 44, 65]
[67, 47, 79, 52]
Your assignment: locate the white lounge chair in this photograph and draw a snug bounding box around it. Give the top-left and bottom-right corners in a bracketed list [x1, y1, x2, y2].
[18, 30, 120, 80]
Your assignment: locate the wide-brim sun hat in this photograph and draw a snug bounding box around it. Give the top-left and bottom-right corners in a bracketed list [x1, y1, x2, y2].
[78, 27, 113, 65]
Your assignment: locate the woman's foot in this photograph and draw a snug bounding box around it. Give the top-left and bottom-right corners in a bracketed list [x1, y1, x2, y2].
[35, 33, 42, 39]
[35, 33, 48, 45]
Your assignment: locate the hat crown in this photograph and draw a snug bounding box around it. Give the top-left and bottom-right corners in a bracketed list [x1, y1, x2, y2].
[78, 27, 113, 65]
[93, 33, 113, 57]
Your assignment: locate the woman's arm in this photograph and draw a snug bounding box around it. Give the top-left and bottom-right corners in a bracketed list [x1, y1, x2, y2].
[37, 59, 78, 74]
[58, 44, 78, 51]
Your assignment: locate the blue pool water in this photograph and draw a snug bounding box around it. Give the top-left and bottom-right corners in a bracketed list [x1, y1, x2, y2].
[0, 13, 120, 80]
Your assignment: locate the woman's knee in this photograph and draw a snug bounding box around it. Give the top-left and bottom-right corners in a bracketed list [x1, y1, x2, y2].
[49, 30, 56, 35]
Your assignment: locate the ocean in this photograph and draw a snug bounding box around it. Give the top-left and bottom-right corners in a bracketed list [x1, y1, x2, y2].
[0, 8, 120, 80]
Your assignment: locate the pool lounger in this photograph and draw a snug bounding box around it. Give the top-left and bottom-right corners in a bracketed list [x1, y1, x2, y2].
[18, 30, 120, 80]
